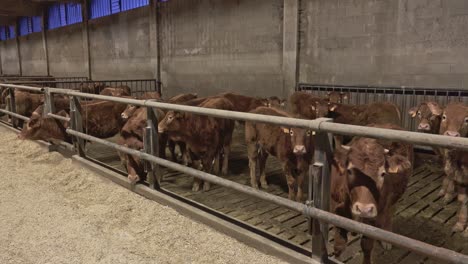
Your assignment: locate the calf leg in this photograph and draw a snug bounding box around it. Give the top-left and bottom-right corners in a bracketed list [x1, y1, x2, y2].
[247, 143, 259, 189]
[258, 150, 269, 189]
[191, 159, 203, 192]
[453, 186, 467, 232]
[333, 204, 349, 257]
[221, 144, 230, 175]
[296, 169, 307, 202]
[167, 140, 177, 161]
[442, 178, 456, 204]
[283, 164, 296, 200]
[361, 236, 374, 264]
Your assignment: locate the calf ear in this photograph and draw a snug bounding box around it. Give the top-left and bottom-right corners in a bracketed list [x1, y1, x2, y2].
[408, 107, 418, 118]
[426, 102, 443, 116]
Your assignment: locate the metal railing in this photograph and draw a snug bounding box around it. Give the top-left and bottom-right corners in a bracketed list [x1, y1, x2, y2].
[297, 83, 468, 132]
[6, 79, 161, 97]
[0, 76, 89, 82]
[1, 83, 467, 264]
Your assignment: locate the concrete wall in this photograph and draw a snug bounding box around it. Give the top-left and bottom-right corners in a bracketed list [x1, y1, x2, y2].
[300, 0, 468, 89]
[19, 33, 47, 76]
[47, 23, 87, 77]
[89, 7, 153, 80]
[160, 0, 284, 97]
[0, 39, 20, 75]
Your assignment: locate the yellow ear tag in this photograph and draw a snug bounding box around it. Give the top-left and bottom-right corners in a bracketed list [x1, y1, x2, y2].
[282, 128, 290, 134]
[312, 131, 316, 135]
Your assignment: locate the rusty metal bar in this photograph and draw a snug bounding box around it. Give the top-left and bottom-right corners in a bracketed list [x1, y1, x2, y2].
[64, 129, 468, 264]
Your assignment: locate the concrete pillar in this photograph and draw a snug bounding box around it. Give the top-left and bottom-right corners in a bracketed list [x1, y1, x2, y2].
[15, 24, 22, 76]
[82, 0, 92, 79]
[282, 0, 299, 97]
[41, 10, 50, 76]
[149, 0, 161, 83]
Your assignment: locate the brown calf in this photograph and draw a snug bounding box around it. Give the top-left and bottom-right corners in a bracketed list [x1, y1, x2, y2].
[158, 97, 235, 192]
[99, 86, 131, 97]
[408, 101, 455, 202]
[2, 91, 44, 127]
[245, 106, 314, 201]
[436, 102, 468, 236]
[219, 92, 268, 112]
[331, 123, 413, 264]
[19, 100, 127, 141]
[289, 91, 329, 119]
[327, 91, 350, 104]
[118, 107, 168, 184]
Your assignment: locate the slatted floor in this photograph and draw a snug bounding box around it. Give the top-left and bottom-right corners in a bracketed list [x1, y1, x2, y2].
[85, 128, 467, 264]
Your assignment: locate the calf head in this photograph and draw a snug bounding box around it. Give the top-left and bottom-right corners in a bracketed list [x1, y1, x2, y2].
[18, 110, 70, 141]
[408, 102, 442, 133]
[334, 138, 411, 219]
[311, 101, 330, 118]
[158, 111, 183, 133]
[267, 96, 286, 108]
[120, 137, 145, 184]
[121, 105, 139, 120]
[281, 126, 314, 157]
[440, 102, 468, 137]
[327, 91, 349, 104]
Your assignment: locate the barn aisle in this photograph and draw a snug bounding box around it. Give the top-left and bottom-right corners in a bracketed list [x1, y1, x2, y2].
[0, 126, 286, 264]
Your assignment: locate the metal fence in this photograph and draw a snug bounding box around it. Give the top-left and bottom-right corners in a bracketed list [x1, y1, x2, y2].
[0, 76, 89, 83]
[0, 83, 467, 264]
[297, 83, 468, 132]
[6, 79, 161, 97]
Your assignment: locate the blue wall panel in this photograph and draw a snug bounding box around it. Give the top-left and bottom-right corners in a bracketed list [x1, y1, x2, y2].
[47, 4, 62, 29]
[121, 0, 149, 12]
[32, 16, 42, 33]
[8, 26, 16, 39]
[18, 17, 30, 36]
[66, 3, 83, 25]
[89, 0, 111, 19]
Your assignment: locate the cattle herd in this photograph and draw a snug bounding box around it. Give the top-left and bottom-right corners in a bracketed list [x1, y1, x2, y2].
[0, 83, 466, 263]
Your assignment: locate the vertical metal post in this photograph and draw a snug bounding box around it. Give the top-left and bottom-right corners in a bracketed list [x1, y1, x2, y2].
[15, 23, 22, 76]
[150, 0, 161, 85]
[309, 118, 333, 262]
[81, 0, 92, 80]
[42, 87, 55, 117]
[41, 9, 50, 76]
[70, 96, 85, 157]
[145, 106, 160, 189]
[8, 88, 16, 128]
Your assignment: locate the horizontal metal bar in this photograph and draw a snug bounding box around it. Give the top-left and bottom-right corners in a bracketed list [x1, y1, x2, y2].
[47, 113, 70, 122]
[47, 88, 468, 151]
[297, 82, 468, 93]
[0, 108, 30, 121]
[0, 83, 45, 92]
[65, 129, 468, 264]
[9, 79, 159, 84]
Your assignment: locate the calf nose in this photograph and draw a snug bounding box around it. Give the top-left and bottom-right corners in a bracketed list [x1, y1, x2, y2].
[352, 202, 377, 218]
[444, 131, 460, 137]
[157, 125, 164, 133]
[128, 174, 140, 185]
[121, 113, 128, 119]
[293, 145, 306, 154]
[418, 123, 430, 131]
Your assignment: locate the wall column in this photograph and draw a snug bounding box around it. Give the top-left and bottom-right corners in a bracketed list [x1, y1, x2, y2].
[282, 0, 299, 97]
[149, 0, 161, 85]
[41, 10, 50, 76]
[82, 0, 92, 79]
[15, 24, 22, 76]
